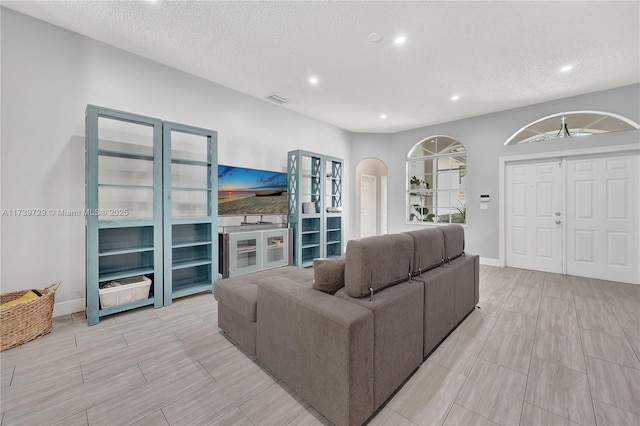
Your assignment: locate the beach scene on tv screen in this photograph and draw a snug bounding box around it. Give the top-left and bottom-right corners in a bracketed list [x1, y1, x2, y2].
[218, 165, 288, 215]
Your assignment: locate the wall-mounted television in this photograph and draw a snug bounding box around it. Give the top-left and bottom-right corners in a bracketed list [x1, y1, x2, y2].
[218, 165, 288, 216]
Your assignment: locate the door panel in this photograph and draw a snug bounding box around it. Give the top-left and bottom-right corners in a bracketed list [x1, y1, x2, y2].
[506, 161, 562, 273]
[566, 155, 639, 284]
[574, 230, 595, 262]
[360, 174, 377, 238]
[381, 176, 388, 234]
[574, 180, 594, 218]
[536, 228, 553, 258]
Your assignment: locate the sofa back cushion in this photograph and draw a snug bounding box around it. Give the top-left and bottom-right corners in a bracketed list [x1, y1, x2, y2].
[313, 257, 346, 294]
[406, 228, 445, 274]
[441, 224, 465, 260]
[345, 233, 414, 298]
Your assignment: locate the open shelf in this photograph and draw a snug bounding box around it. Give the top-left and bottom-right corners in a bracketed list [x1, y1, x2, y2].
[98, 183, 154, 190]
[98, 220, 156, 229]
[172, 244, 211, 271]
[98, 149, 154, 161]
[172, 223, 212, 246]
[99, 267, 155, 283]
[99, 246, 154, 256]
[171, 186, 211, 191]
[98, 226, 153, 251]
[301, 245, 320, 265]
[170, 158, 210, 167]
[172, 241, 211, 250]
[327, 231, 341, 242]
[172, 258, 212, 270]
[172, 263, 211, 292]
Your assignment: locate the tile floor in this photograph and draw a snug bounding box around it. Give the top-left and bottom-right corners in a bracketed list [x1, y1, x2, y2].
[1, 266, 639, 425]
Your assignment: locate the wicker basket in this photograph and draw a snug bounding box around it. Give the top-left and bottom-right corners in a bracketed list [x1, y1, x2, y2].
[0, 281, 61, 351]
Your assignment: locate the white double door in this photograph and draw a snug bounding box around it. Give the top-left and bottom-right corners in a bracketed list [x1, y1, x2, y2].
[506, 154, 639, 284]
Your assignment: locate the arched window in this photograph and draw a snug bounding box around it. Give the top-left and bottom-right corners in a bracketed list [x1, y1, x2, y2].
[505, 111, 639, 145]
[407, 136, 466, 224]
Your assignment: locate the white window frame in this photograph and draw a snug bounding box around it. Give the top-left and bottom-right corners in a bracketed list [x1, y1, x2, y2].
[504, 110, 639, 146]
[406, 136, 467, 225]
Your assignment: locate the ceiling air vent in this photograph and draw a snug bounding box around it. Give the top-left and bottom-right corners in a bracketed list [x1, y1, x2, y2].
[266, 94, 288, 104]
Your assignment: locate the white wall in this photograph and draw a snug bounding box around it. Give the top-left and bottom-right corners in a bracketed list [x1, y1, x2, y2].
[0, 8, 352, 313]
[352, 85, 640, 261]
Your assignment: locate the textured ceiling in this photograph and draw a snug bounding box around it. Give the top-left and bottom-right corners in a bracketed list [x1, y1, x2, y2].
[3, 1, 639, 133]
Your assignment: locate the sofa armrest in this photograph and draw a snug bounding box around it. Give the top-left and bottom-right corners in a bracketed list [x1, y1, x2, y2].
[257, 276, 374, 426]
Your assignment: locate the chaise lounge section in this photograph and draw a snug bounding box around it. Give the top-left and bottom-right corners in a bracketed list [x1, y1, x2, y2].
[213, 266, 314, 356]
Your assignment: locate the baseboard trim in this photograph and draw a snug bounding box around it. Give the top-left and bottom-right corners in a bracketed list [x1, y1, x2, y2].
[480, 257, 500, 267]
[53, 298, 85, 318]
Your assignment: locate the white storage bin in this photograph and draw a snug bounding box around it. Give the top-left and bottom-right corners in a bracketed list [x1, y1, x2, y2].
[99, 275, 151, 309]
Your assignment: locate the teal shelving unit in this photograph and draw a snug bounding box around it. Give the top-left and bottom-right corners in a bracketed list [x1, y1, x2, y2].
[163, 122, 218, 304]
[86, 106, 164, 326]
[86, 107, 218, 324]
[287, 150, 343, 266]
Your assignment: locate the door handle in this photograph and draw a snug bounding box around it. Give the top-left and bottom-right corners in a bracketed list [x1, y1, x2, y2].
[555, 220, 561, 224]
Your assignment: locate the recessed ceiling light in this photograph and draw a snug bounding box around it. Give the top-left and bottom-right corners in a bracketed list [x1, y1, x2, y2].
[309, 77, 318, 85]
[451, 94, 460, 101]
[394, 36, 406, 45]
[560, 65, 573, 73]
[368, 32, 382, 43]
[380, 114, 387, 119]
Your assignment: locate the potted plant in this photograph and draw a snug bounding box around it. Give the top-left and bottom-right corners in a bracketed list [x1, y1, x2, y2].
[410, 205, 435, 222]
[409, 176, 421, 190]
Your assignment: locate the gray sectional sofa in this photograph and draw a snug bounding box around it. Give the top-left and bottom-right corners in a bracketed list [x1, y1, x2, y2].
[214, 224, 479, 426]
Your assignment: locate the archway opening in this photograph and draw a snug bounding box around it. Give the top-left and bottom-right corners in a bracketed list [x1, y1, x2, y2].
[356, 158, 388, 238]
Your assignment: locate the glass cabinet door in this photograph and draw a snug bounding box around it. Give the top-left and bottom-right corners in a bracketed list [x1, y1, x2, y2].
[229, 231, 262, 276]
[263, 229, 289, 269]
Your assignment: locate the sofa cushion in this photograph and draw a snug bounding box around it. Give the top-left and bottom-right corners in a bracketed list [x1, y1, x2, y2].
[335, 281, 424, 409]
[214, 266, 314, 322]
[278, 266, 315, 285]
[414, 266, 456, 356]
[441, 224, 465, 261]
[345, 233, 414, 298]
[214, 280, 258, 322]
[406, 228, 445, 274]
[257, 276, 374, 426]
[451, 255, 478, 323]
[313, 257, 346, 294]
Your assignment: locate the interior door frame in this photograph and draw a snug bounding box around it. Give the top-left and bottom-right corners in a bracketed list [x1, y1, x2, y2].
[360, 174, 377, 238]
[498, 144, 639, 268]
[381, 175, 388, 234]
